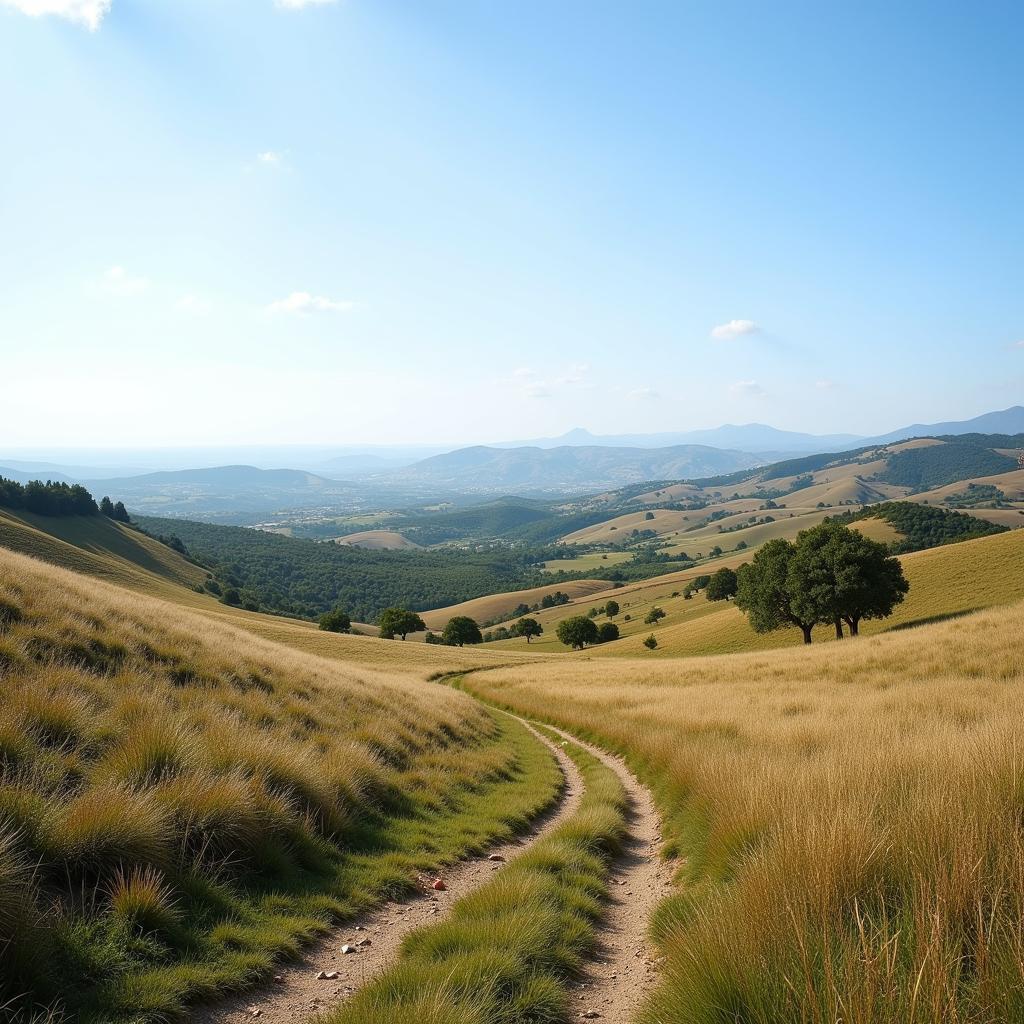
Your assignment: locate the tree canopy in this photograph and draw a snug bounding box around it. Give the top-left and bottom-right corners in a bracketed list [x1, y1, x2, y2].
[378, 607, 427, 640]
[556, 615, 600, 650]
[0, 477, 98, 517]
[604, 599, 620, 618]
[512, 617, 543, 643]
[441, 616, 483, 647]
[318, 608, 352, 633]
[736, 522, 909, 644]
[705, 567, 738, 602]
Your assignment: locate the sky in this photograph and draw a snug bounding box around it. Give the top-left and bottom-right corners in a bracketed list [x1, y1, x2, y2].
[1, 0, 1022, 449]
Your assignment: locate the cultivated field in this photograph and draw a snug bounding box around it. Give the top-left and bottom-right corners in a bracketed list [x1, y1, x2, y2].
[466, 595, 1024, 1023]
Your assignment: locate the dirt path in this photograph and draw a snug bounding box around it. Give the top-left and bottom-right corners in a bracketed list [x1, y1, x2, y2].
[190, 721, 584, 1024]
[538, 721, 671, 1022]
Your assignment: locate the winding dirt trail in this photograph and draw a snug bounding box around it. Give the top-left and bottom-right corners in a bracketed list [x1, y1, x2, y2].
[191, 712, 669, 1024]
[191, 721, 584, 1024]
[538, 721, 671, 1022]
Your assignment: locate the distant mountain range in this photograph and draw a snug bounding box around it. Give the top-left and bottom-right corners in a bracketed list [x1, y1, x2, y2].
[373, 444, 766, 493]
[495, 406, 1024, 454]
[3, 407, 1021, 515]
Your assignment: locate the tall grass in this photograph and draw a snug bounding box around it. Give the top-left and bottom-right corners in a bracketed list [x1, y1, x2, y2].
[0, 549, 561, 1022]
[322, 730, 627, 1024]
[466, 598, 1024, 1023]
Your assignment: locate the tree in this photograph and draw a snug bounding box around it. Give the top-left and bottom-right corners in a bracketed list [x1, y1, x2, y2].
[597, 621, 619, 643]
[644, 606, 666, 625]
[556, 615, 599, 650]
[792, 520, 909, 636]
[735, 539, 819, 644]
[100, 496, 115, 517]
[112, 500, 131, 523]
[513, 617, 543, 643]
[604, 600, 620, 619]
[378, 607, 426, 640]
[644, 511, 656, 521]
[319, 608, 352, 633]
[705, 567, 738, 602]
[643, 634, 658, 650]
[442, 616, 483, 647]
[710, 545, 723, 557]
[221, 587, 242, 607]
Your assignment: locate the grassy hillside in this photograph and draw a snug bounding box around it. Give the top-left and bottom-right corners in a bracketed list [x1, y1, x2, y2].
[465, 595, 1024, 1023]
[335, 529, 422, 550]
[0, 547, 561, 1022]
[419, 578, 612, 630]
[0, 508, 206, 599]
[486, 526, 1024, 656]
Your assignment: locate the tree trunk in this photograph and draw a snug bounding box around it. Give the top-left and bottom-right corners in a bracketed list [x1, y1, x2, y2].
[834, 617, 844, 639]
[847, 616, 860, 636]
[801, 624, 813, 645]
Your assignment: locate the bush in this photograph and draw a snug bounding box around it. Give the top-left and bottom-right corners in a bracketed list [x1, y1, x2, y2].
[642, 635, 658, 650]
[644, 607, 666, 625]
[108, 867, 182, 937]
[596, 622, 619, 644]
[319, 608, 352, 633]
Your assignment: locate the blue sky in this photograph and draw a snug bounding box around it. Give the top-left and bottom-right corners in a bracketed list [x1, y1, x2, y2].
[1, 0, 1022, 448]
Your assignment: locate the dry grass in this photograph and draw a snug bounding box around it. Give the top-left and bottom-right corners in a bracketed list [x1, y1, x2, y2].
[0, 547, 561, 1021]
[465, 596, 1024, 1022]
[419, 579, 612, 630]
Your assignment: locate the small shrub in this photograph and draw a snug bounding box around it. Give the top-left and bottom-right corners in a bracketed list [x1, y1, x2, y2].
[108, 866, 181, 937]
[643, 635, 658, 650]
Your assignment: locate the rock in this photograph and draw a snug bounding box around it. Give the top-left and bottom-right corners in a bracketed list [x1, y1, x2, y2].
[582, 1012, 601, 1019]
[341, 945, 356, 955]
[316, 970, 340, 980]
[248, 1009, 262, 1018]
[488, 854, 505, 862]
[357, 938, 372, 947]
[354, 925, 365, 931]
[431, 878, 447, 891]
[272, 975, 284, 985]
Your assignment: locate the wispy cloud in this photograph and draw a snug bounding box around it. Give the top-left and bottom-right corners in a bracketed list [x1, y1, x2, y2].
[815, 378, 835, 390]
[1011, 340, 1024, 349]
[730, 379, 766, 397]
[101, 265, 149, 297]
[1, 0, 110, 29]
[627, 387, 659, 400]
[266, 291, 354, 315]
[257, 150, 284, 166]
[711, 319, 761, 341]
[524, 382, 551, 399]
[274, 0, 337, 9]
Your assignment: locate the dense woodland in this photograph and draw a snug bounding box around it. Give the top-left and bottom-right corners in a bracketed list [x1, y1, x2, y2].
[878, 442, 1016, 491]
[0, 476, 98, 516]
[836, 502, 1008, 552]
[135, 515, 595, 621]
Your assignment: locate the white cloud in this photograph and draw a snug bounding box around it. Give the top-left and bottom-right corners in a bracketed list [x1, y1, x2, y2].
[101, 265, 149, 297]
[815, 378, 835, 390]
[177, 294, 211, 316]
[1, 0, 110, 29]
[274, 0, 337, 8]
[730, 379, 766, 397]
[557, 362, 590, 386]
[1012, 340, 1024, 349]
[257, 151, 284, 166]
[711, 319, 761, 341]
[512, 366, 537, 379]
[266, 291, 354, 315]
[627, 387, 659, 400]
[524, 382, 551, 399]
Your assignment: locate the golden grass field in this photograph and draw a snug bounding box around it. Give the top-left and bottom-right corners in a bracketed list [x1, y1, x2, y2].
[465, 594, 1024, 1023]
[419, 577, 612, 630]
[486, 526, 1024, 656]
[334, 529, 421, 550]
[0, 545, 561, 1021]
